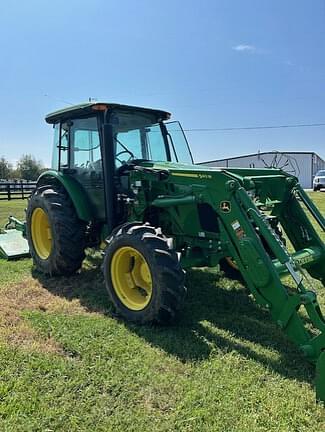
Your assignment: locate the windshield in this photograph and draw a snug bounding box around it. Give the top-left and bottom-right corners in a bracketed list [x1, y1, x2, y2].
[165, 121, 193, 164]
[109, 110, 193, 166]
[316, 170, 325, 176]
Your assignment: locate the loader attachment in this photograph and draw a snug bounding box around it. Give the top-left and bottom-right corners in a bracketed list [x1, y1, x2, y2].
[0, 216, 29, 260]
[216, 172, 325, 402]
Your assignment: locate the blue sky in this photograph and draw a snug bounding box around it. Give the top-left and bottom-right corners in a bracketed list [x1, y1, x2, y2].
[0, 0, 324, 166]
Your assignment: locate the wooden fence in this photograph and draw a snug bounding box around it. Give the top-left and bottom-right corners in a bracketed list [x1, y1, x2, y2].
[0, 182, 37, 200]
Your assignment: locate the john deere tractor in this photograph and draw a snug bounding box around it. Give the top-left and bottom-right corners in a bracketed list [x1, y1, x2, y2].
[18, 102, 325, 401]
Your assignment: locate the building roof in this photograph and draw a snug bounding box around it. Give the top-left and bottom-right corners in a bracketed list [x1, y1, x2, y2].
[198, 150, 325, 165]
[45, 101, 171, 124]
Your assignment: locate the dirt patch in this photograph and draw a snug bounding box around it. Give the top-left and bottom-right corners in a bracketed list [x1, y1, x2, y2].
[0, 276, 95, 355]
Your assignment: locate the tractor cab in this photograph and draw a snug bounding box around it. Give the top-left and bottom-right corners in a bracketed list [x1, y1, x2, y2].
[46, 102, 193, 221]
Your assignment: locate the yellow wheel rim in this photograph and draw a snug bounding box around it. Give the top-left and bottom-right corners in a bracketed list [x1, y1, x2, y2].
[31, 208, 52, 259]
[110, 246, 153, 311]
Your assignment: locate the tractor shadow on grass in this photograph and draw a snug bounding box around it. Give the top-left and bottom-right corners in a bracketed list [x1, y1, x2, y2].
[126, 269, 316, 385]
[31, 254, 113, 315]
[33, 263, 315, 386]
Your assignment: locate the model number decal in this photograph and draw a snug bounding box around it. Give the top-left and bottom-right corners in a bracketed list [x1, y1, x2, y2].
[197, 173, 212, 179]
[171, 173, 212, 179]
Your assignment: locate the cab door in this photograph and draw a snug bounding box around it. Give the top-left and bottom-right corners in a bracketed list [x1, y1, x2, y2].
[68, 116, 105, 220]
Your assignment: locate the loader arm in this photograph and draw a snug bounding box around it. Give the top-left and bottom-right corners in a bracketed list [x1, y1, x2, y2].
[215, 175, 325, 402]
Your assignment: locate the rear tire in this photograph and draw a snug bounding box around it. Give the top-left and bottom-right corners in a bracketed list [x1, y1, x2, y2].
[26, 183, 86, 275]
[103, 223, 186, 324]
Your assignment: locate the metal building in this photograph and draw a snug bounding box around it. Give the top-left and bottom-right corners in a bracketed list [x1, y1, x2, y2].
[198, 151, 325, 189]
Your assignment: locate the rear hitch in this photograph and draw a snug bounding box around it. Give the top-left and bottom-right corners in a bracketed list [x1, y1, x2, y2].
[4, 215, 26, 235]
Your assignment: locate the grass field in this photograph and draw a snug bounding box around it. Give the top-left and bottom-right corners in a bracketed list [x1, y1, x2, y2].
[0, 195, 325, 431]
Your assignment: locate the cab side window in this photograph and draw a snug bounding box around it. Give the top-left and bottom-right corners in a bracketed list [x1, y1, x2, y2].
[51, 123, 60, 170]
[70, 117, 101, 171]
[60, 122, 69, 168]
[52, 122, 69, 170]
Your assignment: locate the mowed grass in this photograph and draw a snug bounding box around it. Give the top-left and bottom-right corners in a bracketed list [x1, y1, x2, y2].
[0, 195, 325, 431]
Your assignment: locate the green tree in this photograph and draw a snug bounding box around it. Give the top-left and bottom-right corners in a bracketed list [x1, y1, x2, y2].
[0, 156, 12, 179]
[16, 154, 44, 181]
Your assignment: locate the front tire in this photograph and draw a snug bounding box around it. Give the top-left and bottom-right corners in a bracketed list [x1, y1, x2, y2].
[103, 223, 186, 324]
[26, 183, 86, 275]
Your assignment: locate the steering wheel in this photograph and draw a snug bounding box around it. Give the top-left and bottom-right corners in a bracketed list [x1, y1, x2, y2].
[115, 149, 134, 165]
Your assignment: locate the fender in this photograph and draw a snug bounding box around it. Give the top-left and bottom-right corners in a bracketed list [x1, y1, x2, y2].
[37, 170, 93, 221]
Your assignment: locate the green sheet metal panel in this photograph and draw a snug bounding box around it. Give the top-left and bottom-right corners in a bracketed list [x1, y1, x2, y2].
[0, 230, 29, 259]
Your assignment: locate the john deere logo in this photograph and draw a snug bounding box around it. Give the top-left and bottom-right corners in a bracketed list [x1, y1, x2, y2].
[220, 201, 231, 213]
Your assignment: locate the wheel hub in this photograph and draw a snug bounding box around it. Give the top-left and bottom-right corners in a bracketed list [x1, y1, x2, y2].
[31, 207, 52, 260]
[110, 246, 153, 311]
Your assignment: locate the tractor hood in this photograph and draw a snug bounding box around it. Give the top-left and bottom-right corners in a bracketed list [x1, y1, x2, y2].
[135, 160, 290, 183]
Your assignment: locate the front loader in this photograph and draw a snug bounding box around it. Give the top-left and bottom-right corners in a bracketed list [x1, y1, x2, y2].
[2, 101, 325, 401]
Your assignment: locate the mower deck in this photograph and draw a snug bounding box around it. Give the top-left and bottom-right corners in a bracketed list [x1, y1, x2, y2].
[0, 229, 29, 260]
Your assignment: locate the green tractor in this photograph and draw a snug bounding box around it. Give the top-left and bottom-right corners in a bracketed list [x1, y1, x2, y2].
[11, 102, 325, 401]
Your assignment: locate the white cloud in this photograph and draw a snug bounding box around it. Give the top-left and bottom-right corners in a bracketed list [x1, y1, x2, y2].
[232, 44, 256, 53]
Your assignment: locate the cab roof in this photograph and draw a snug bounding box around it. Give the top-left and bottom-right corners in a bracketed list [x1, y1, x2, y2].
[45, 102, 171, 124]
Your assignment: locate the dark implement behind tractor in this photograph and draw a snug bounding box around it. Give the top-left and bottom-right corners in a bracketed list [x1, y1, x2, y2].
[3, 102, 325, 402]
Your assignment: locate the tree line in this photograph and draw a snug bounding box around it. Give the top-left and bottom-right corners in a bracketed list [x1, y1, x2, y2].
[0, 154, 45, 181]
